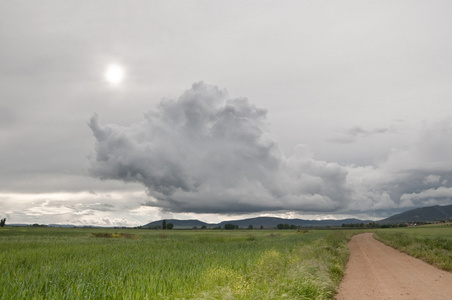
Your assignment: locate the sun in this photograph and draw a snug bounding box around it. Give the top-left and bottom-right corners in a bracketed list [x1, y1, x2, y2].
[105, 64, 125, 85]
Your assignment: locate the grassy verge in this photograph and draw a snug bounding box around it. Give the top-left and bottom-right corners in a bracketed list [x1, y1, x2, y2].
[374, 224, 452, 271]
[0, 227, 354, 299]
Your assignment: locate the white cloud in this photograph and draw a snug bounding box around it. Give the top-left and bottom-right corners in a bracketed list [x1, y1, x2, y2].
[0, 191, 149, 226]
[400, 187, 452, 206]
[344, 118, 452, 212]
[423, 174, 441, 185]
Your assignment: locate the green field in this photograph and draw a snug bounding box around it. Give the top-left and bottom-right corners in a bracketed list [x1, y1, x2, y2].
[0, 227, 354, 299]
[375, 224, 452, 271]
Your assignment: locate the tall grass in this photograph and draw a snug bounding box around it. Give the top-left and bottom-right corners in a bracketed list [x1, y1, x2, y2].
[374, 224, 452, 271]
[0, 227, 353, 299]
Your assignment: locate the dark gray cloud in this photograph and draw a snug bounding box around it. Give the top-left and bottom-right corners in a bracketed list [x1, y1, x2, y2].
[89, 82, 351, 214]
[328, 126, 395, 144]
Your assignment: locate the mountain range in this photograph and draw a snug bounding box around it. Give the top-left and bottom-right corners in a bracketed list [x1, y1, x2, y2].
[378, 204, 452, 224]
[143, 204, 452, 229]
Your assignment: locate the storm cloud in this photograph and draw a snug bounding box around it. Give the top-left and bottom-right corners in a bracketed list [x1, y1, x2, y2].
[89, 82, 351, 214]
[88, 83, 452, 216]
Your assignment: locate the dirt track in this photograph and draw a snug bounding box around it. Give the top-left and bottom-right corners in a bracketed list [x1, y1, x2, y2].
[336, 233, 452, 300]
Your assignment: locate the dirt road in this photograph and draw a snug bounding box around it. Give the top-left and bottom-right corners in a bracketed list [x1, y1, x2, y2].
[336, 233, 452, 300]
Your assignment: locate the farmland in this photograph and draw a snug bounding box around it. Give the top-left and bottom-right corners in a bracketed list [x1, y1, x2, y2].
[374, 224, 452, 271]
[0, 227, 354, 299]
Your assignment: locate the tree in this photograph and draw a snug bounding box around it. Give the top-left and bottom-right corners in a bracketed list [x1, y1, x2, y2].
[0, 218, 5, 227]
[247, 224, 253, 230]
[162, 220, 167, 230]
[167, 223, 174, 230]
[224, 223, 236, 230]
[277, 223, 290, 229]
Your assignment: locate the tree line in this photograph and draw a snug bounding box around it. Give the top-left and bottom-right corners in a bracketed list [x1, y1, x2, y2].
[341, 222, 407, 228]
[147, 222, 301, 230]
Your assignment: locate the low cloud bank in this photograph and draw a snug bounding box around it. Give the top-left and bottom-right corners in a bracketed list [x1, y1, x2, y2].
[89, 83, 452, 215]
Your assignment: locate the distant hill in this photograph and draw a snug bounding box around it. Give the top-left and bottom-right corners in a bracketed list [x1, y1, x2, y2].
[143, 204, 452, 229]
[378, 204, 452, 224]
[142, 217, 369, 229]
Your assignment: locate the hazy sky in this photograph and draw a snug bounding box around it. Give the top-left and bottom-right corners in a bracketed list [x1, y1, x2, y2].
[1, 1, 452, 226]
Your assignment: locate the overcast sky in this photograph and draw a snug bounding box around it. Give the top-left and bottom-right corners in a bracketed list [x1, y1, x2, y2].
[1, 1, 452, 226]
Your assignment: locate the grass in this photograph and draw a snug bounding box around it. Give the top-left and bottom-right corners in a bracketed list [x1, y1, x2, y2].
[0, 227, 355, 299]
[374, 224, 452, 271]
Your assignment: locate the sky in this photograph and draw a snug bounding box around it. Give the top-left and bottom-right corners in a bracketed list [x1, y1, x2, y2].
[1, 1, 452, 227]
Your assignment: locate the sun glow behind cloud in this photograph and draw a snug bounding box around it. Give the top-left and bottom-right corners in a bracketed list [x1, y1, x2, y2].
[104, 64, 125, 85]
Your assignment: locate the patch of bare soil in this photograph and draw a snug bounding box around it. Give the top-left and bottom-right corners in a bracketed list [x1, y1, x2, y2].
[336, 233, 452, 300]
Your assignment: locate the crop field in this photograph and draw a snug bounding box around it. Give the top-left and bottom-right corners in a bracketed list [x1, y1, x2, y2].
[374, 224, 452, 271]
[0, 227, 354, 299]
